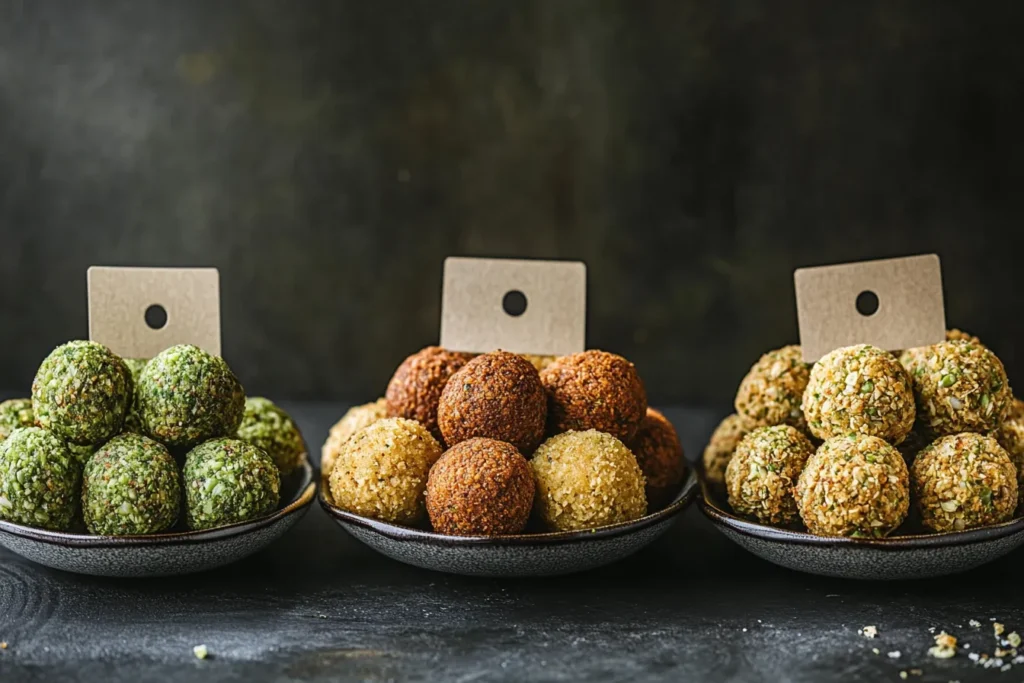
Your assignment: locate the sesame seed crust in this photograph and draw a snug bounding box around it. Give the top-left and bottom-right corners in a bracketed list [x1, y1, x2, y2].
[425, 437, 534, 536]
[725, 425, 814, 526]
[795, 434, 909, 538]
[911, 433, 1016, 532]
[802, 344, 916, 444]
[321, 398, 387, 483]
[735, 345, 810, 430]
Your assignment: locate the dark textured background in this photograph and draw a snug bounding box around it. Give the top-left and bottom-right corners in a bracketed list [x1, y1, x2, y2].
[1, 1, 1022, 403]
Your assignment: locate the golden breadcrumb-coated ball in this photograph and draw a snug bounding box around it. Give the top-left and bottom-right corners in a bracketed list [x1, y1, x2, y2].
[540, 350, 647, 443]
[702, 414, 749, 486]
[631, 408, 686, 509]
[385, 347, 475, 442]
[425, 438, 534, 536]
[530, 429, 646, 532]
[437, 351, 547, 455]
[328, 417, 442, 526]
[734, 345, 810, 430]
[321, 398, 387, 482]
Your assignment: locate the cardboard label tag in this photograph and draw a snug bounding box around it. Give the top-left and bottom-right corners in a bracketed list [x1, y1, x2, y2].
[440, 257, 586, 356]
[794, 254, 946, 362]
[87, 267, 222, 359]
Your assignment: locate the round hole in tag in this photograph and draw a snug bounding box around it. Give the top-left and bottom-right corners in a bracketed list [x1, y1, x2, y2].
[145, 304, 168, 330]
[855, 291, 879, 317]
[502, 290, 528, 317]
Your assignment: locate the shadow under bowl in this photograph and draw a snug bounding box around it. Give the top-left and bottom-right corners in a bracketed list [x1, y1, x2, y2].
[699, 477, 1024, 580]
[320, 470, 699, 577]
[0, 460, 316, 578]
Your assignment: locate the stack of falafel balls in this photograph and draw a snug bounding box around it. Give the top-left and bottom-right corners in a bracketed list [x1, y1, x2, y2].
[0, 340, 307, 535]
[321, 347, 686, 536]
[702, 330, 1023, 537]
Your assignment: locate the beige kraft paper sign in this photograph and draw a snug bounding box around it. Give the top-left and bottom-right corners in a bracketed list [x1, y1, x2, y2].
[440, 257, 586, 356]
[794, 254, 946, 362]
[88, 267, 222, 358]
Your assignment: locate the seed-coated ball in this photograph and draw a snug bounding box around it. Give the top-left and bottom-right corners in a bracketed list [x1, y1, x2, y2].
[912, 433, 1017, 533]
[437, 351, 547, 455]
[32, 340, 133, 445]
[425, 438, 534, 536]
[702, 414, 749, 486]
[521, 354, 558, 372]
[796, 435, 909, 538]
[0, 427, 80, 531]
[994, 416, 1024, 501]
[802, 344, 916, 444]
[329, 417, 442, 525]
[540, 350, 647, 443]
[320, 398, 388, 483]
[237, 397, 306, 475]
[0, 399, 34, 441]
[183, 438, 280, 530]
[725, 425, 814, 526]
[734, 345, 810, 430]
[531, 429, 647, 531]
[385, 347, 475, 442]
[121, 358, 149, 434]
[82, 433, 181, 535]
[900, 340, 1011, 437]
[631, 408, 686, 509]
[137, 345, 246, 448]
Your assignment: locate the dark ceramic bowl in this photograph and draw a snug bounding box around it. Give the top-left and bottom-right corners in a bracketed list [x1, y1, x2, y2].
[321, 470, 699, 577]
[699, 477, 1024, 580]
[0, 460, 316, 577]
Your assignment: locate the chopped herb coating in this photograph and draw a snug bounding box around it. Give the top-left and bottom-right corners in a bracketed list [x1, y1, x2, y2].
[900, 340, 1012, 437]
[702, 414, 749, 486]
[328, 417, 442, 525]
[121, 358, 149, 435]
[67, 442, 96, 467]
[795, 434, 909, 538]
[0, 399, 34, 441]
[82, 433, 180, 535]
[237, 397, 306, 475]
[735, 345, 811, 431]
[993, 413, 1024, 504]
[0, 427, 80, 530]
[911, 433, 1016, 532]
[137, 345, 245, 448]
[32, 340, 133, 445]
[725, 425, 814, 526]
[183, 438, 280, 530]
[531, 429, 647, 532]
[802, 344, 916, 444]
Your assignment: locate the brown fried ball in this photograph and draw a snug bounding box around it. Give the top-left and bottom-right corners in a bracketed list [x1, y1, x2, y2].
[425, 438, 535, 536]
[385, 346, 475, 442]
[540, 350, 647, 443]
[631, 408, 686, 509]
[437, 351, 547, 455]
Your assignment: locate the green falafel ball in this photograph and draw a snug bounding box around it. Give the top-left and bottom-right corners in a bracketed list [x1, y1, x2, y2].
[0, 427, 81, 530]
[137, 345, 245, 447]
[236, 397, 306, 475]
[82, 433, 181, 535]
[183, 438, 280, 530]
[0, 399, 35, 440]
[32, 340, 133, 445]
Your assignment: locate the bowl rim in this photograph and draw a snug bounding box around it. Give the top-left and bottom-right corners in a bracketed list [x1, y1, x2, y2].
[699, 475, 1024, 550]
[0, 460, 317, 548]
[319, 469, 699, 547]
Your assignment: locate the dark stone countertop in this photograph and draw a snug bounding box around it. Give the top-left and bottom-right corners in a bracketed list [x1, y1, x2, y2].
[1, 404, 1022, 682]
